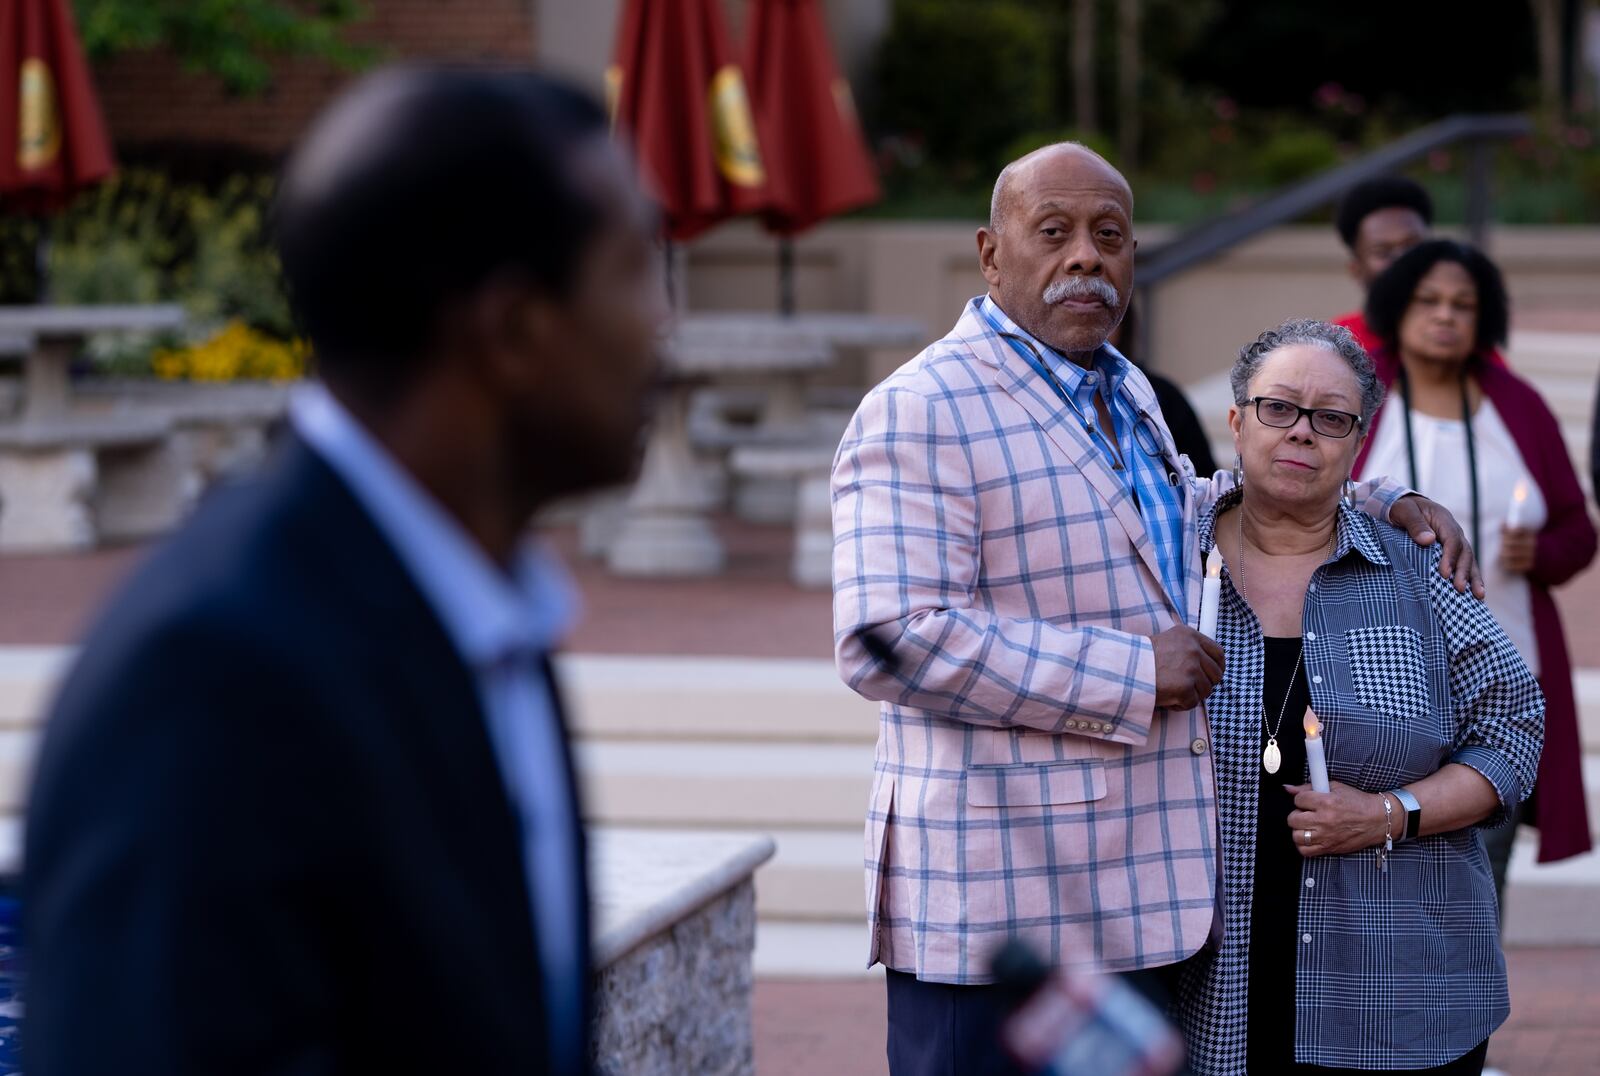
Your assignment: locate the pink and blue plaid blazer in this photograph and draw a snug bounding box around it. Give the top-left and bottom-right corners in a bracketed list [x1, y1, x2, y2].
[832, 298, 1405, 984]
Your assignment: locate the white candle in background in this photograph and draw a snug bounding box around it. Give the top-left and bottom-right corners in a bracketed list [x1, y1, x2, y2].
[1303, 707, 1330, 793]
[1198, 547, 1222, 639]
[1505, 479, 1530, 530]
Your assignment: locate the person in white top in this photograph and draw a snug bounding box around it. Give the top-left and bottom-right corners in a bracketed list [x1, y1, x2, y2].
[1354, 238, 1598, 918]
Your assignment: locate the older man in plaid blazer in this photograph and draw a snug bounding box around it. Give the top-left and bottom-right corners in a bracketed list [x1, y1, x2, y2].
[831, 144, 1479, 1076]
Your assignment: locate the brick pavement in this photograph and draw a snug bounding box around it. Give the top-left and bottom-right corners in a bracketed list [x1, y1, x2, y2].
[0, 516, 1592, 667]
[753, 947, 1600, 1075]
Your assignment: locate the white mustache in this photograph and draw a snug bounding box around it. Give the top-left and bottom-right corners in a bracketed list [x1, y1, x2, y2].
[1043, 278, 1120, 307]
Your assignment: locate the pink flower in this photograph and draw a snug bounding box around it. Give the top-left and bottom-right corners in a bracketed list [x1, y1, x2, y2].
[1213, 97, 1239, 122]
[1314, 82, 1344, 110]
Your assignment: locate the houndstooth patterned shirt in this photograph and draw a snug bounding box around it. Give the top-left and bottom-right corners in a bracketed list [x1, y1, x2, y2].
[1176, 490, 1545, 1074]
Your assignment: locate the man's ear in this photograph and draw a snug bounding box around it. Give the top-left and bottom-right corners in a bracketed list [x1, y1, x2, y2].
[467, 275, 554, 390]
[977, 227, 1002, 288]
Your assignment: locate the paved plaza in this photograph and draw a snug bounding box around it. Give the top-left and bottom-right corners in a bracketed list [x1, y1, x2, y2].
[2, 516, 1597, 1073]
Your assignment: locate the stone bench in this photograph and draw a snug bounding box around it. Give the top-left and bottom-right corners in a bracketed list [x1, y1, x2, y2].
[0, 414, 196, 552]
[590, 829, 775, 1075]
[727, 444, 837, 587]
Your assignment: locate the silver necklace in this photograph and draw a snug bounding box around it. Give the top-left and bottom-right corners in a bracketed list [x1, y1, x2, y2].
[1236, 509, 1334, 775]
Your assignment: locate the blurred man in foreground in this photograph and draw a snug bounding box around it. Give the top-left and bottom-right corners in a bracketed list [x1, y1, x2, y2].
[24, 67, 663, 1075]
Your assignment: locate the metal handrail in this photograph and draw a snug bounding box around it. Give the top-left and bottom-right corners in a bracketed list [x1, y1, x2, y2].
[1135, 113, 1532, 290]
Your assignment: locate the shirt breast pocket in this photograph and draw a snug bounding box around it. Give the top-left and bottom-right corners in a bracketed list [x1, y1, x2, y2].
[1345, 625, 1431, 724]
[1342, 624, 1453, 788]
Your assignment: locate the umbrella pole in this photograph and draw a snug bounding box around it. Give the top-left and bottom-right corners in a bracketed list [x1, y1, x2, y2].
[777, 236, 796, 317]
[33, 215, 51, 303]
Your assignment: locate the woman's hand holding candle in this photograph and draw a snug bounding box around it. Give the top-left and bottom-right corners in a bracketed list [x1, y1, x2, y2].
[1302, 707, 1330, 793]
[1197, 547, 1222, 640]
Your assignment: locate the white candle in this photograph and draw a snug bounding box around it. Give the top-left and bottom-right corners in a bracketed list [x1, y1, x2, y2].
[1505, 479, 1530, 530]
[1303, 707, 1330, 793]
[1198, 547, 1222, 639]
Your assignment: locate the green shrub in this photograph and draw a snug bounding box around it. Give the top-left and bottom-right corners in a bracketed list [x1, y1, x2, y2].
[1249, 126, 1342, 186]
[875, 0, 1054, 173]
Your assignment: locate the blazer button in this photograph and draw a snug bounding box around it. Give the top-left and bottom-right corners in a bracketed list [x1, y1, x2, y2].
[1191, 738, 1208, 755]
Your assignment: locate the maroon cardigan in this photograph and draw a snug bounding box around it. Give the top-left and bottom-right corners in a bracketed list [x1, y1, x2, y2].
[1354, 350, 1598, 862]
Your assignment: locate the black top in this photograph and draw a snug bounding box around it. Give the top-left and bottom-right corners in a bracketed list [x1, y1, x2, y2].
[1146, 371, 1220, 478]
[1246, 635, 1311, 1072]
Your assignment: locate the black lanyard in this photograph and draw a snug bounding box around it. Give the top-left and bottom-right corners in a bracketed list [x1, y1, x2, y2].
[1396, 366, 1481, 554]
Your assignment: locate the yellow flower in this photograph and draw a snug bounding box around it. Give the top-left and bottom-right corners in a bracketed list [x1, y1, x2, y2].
[152, 321, 308, 382]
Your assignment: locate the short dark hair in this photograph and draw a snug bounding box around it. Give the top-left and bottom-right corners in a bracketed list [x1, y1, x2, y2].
[274, 67, 610, 391]
[1363, 239, 1510, 355]
[1334, 176, 1434, 249]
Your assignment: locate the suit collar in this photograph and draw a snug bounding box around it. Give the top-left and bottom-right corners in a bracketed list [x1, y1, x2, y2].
[289, 383, 578, 668]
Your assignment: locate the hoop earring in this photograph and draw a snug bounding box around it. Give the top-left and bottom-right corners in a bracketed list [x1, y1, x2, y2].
[1232, 454, 1244, 489]
[1343, 477, 1357, 507]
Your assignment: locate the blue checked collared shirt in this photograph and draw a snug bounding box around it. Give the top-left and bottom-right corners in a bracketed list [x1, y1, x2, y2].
[1178, 490, 1544, 1074]
[979, 296, 1188, 607]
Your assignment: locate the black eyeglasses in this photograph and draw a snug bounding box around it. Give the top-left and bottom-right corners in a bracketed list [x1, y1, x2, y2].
[1245, 396, 1362, 439]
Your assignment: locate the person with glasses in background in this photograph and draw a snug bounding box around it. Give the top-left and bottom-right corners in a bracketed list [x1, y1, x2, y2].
[1353, 239, 1596, 920]
[1180, 319, 1543, 1076]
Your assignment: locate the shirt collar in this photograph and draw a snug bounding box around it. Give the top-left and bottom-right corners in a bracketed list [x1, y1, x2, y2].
[289, 382, 578, 667]
[979, 294, 1131, 404]
[1199, 487, 1390, 568]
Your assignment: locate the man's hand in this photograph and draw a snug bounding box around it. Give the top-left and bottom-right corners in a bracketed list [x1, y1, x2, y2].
[1498, 525, 1536, 575]
[1286, 781, 1386, 857]
[1389, 494, 1485, 598]
[1150, 625, 1223, 711]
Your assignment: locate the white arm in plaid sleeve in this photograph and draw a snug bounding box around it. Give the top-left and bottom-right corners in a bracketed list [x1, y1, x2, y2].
[832, 381, 1157, 744]
[1424, 547, 1544, 825]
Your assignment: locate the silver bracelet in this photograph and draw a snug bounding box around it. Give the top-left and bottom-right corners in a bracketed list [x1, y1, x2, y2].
[1390, 787, 1422, 841]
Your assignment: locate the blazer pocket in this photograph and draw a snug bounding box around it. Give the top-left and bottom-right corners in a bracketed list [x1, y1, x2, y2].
[1345, 624, 1430, 723]
[965, 759, 1107, 808]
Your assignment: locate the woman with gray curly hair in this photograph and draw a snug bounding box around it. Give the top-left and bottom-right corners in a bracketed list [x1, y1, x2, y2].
[1176, 319, 1544, 1075]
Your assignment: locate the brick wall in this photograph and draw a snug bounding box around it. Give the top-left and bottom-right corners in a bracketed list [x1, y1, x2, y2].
[93, 0, 538, 159]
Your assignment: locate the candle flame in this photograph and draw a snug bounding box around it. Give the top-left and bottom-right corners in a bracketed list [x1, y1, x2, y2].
[1512, 480, 1529, 505]
[1206, 547, 1222, 579]
[1302, 708, 1322, 738]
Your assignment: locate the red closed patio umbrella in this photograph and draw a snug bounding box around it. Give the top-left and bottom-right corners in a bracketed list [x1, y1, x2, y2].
[744, 0, 880, 312]
[0, 0, 114, 214]
[608, 0, 769, 244]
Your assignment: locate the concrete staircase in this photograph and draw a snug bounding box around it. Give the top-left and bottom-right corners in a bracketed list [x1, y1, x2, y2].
[2, 649, 1596, 976]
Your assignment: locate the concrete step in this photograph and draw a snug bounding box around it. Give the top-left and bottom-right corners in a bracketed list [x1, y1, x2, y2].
[558, 654, 876, 744]
[578, 740, 872, 829]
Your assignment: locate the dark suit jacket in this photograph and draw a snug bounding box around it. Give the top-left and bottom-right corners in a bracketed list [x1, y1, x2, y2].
[23, 434, 591, 1074]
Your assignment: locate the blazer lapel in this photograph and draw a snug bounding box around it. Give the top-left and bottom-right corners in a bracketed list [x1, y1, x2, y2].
[959, 311, 1171, 600]
[279, 438, 544, 982]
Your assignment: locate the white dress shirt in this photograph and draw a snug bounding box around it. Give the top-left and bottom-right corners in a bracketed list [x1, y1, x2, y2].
[290, 383, 584, 1068]
[1364, 393, 1543, 674]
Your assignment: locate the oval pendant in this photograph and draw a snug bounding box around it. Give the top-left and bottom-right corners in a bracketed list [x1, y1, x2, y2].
[1262, 739, 1282, 774]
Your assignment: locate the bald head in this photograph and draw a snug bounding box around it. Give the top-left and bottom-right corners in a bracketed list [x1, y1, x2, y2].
[988, 142, 1133, 235]
[977, 142, 1137, 360]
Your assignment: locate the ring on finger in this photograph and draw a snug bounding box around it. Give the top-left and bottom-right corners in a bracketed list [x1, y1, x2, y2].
[1302, 829, 1313, 845]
